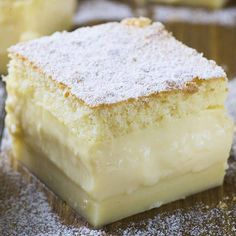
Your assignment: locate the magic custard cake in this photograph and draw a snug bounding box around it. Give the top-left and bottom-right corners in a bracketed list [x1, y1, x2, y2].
[0, 0, 77, 74]
[6, 17, 234, 227]
[139, 0, 227, 8]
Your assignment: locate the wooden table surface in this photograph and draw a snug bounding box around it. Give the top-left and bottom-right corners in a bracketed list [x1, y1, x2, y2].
[0, 2, 236, 235]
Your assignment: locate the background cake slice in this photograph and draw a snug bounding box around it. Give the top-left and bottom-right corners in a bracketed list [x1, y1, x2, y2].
[0, 0, 77, 74]
[5, 17, 234, 227]
[137, 0, 227, 8]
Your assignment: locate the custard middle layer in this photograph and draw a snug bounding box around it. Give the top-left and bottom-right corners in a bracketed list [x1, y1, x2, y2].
[7, 99, 233, 200]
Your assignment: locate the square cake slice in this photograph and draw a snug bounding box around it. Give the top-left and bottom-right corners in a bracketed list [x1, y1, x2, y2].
[6, 17, 234, 227]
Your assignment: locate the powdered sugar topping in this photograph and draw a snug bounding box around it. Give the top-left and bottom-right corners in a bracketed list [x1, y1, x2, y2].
[9, 21, 225, 107]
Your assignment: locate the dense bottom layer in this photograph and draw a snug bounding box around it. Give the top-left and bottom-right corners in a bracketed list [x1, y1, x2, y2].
[12, 138, 226, 227]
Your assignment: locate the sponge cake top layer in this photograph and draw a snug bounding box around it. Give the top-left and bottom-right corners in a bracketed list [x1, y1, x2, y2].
[9, 18, 225, 107]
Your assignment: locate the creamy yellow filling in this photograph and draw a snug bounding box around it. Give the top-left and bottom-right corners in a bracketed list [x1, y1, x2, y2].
[7, 98, 233, 200]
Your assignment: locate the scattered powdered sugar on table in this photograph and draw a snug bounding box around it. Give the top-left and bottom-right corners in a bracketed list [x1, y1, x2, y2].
[118, 201, 236, 236]
[154, 6, 236, 26]
[0, 135, 106, 236]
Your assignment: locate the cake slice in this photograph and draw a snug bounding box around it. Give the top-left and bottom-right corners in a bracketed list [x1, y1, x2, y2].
[0, 0, 77, 74]
[138, 0, 227, 8]
[5, 17, 234, 227]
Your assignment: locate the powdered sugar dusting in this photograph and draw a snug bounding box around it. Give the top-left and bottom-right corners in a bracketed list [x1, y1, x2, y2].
[116, 199, 236, 236]
[9, 21, 225, 107]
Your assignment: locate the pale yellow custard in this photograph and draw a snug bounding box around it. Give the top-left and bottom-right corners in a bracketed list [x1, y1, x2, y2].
[5, 18, 234, 227]
[0, 0, 77, 74]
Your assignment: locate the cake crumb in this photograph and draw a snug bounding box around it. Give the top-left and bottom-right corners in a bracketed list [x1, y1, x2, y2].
[217, 201, 227, 209]
[121, 17, 151, 27]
